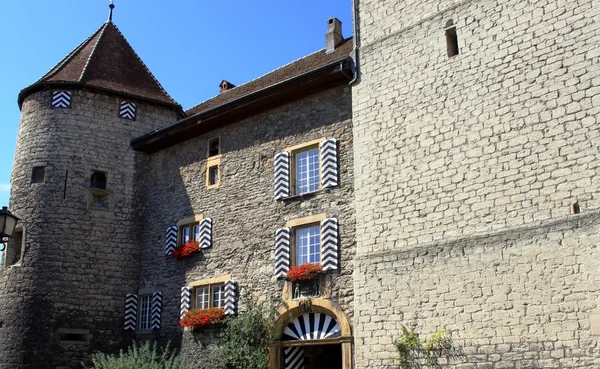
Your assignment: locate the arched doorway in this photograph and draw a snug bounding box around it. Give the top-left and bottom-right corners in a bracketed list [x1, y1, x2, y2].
[270, 299, 353, 369]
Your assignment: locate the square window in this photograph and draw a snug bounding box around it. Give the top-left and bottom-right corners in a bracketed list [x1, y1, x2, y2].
[193, 284, 225, 309]
[208, 138, 220, 157]
[179, 222, 200, 246]
[90, 171, 107, 190]
[138, 294, 152, 330]
[31, 166, 46, 184]
[294, 147, 320, 195]
[295, 225, 321, 265]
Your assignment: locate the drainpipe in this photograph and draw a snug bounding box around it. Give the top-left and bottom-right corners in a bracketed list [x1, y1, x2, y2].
[349, 0, 360, 86]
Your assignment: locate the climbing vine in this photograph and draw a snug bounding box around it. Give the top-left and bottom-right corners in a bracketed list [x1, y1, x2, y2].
[393, 324, 463, 369]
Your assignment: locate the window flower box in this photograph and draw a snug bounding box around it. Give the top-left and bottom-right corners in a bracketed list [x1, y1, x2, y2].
[180, 307, 226, 329]
[286, 263, 322, 283]
[171, 241, 200, 259]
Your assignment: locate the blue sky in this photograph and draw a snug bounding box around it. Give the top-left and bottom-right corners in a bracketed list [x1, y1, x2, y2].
[0, 0, 352, 207]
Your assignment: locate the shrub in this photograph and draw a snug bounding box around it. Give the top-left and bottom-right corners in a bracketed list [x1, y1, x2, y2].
[393, 324, 462, 369]
[87, 341, 184, 369]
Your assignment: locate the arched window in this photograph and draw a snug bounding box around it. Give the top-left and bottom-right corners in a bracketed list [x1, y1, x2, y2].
[90, 171, 107, 190]
[445, 19, 459, 57]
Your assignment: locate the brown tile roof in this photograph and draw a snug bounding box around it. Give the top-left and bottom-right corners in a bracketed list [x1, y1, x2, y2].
[19, 22, 180, 108]
[185, 38, 354, 116]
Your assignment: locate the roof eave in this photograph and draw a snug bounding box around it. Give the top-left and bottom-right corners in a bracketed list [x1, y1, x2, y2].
[131, 57, 353, 153]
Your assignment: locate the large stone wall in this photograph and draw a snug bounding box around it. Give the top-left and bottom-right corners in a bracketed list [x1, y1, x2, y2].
[0, 89, 179, 369]
[352, 0, 600, 367]
[135, 86, 355, 355]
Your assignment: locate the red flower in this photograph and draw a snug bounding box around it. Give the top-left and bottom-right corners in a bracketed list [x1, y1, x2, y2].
[172, 241, 200, 259]
[179, 307, 226, 329]
[286, 263, 322, 283]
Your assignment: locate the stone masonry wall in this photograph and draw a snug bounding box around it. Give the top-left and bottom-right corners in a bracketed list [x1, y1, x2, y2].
[135, 86, 355, 356]
[0, 89, 179, 369]
[353, 0, 600, 367]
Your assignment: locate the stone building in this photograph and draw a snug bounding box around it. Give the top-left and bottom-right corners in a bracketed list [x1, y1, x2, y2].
[1, 0, 600, 369]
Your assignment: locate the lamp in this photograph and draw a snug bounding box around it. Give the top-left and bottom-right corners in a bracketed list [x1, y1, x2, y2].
[0, 206, 19, 252]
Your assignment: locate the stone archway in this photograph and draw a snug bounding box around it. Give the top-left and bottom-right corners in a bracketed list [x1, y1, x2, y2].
[269, 299, 352, 369]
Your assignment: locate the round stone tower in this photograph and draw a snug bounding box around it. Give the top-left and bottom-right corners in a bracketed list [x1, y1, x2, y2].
[0, 17, 182, 369]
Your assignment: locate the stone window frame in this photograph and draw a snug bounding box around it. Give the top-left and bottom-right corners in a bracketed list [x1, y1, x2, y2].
[444, 18, 459, 58]
[2, 225, 25, 268]
[177, 215, 204, 246]
[207, 136, 221, 158]
[206, 156, 221, 189]
[285, 138, 324, 196]
[189, 274, 231, 310]
[286, 214, 327, 268]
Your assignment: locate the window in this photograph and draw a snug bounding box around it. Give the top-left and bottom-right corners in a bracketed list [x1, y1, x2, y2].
[179, 222, 200, 246]
[445, 19, 459, 57]
[2, 227, 23, 267]
[208, 137, 220, 157]
[295, 224, 321, 265]
[193, 284, 225, 309]
[206, 157, 221, 189]
[90, 171, 107, 190]
[294, 147, 320, 195]
[138, 294, 152, 330]
[31, 166, 46, 184]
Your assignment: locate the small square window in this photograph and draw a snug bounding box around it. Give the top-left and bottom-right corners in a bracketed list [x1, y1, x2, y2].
[138, 294, 152, 331]
[208, 138, 220, 157]
[31, 166, 46, 184]
[293, 147, 320, 195]
[193, 284, 224, 309]
[294, 224, 321, 266]
[90, 171, 107, 190]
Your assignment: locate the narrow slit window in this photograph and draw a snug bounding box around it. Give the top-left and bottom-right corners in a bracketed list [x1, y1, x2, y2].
[208, 165, 219, 186]
[445, 19, 459, 57]
[208, 138, 220, 157]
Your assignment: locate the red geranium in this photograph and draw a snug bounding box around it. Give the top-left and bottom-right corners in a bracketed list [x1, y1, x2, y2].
[180, 307, 226, 329]
[172, 241, 200, 259]
[286, 263, 322, 283]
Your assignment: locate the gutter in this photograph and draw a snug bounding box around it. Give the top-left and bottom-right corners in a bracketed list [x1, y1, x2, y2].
[132, 57, 353, 152]
[349, 0, 361, 86]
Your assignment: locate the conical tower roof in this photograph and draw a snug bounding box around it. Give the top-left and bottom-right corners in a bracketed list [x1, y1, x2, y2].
[19, 21, 180, 109]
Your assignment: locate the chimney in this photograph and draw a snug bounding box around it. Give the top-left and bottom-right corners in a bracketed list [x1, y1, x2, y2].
[219, 80, 236, 93]
[326, 17, 343, 54]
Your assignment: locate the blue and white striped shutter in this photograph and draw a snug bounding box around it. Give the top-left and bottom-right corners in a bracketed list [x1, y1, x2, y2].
[275, 227, 291, 278]
[199, 218, 212, 249]
[120, 101, 137, 120]
[320, 139, 339, 188]
[151, 292, 162, 329]
[124, 293, 138, 331]
[165, 226, 177, 255]
[274, 151, 290, 200]
[180, 286, 191, 318]
[284, 346, 305, 369]
[224, 280, 238, 316]
[320, 218, 339, 271]
[52, 91, 72, 108]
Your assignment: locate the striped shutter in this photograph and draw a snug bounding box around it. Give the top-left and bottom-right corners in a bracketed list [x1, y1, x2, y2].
[224, 280, 238, 316]
[165, 226, 177, 255]
[199, 218, 212, 249]
[274, 151, 290, 200]
[320, 139, 339, 188]
[275, 227, 291, 278]
[180, 286, 191, 318]
[151, 292, 162, 329]
[284, 347, 304, 369]
[320, 218, 339, 271]
[52, 91, 72, 108]
[124, 293, 138, 331]
[120, 101, 137, 120]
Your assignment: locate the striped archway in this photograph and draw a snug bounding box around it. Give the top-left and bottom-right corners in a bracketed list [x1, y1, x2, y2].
[283, 312, 341, 341]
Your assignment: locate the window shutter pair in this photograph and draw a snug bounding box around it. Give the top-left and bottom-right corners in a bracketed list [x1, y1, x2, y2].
[180, 280, 238, 318]
[274, 218, 339, 278]
[124, 292, 162, 331]
[274, 138, 339, 200]
[165, 218, 212, 255]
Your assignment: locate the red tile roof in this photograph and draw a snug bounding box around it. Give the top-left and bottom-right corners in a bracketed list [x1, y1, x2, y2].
[185, 38, 354, 116]
[19, 22, 180, 109]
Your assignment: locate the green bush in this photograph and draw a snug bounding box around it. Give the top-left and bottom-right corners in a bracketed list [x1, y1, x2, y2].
[88, 341, 185, 369]
[393, 324, 462, 369]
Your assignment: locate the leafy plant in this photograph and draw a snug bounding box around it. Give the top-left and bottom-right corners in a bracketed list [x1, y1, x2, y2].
[180, 307, 226, 329]
[87, 341, 184, 369]
[394, 324, 462, 369]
